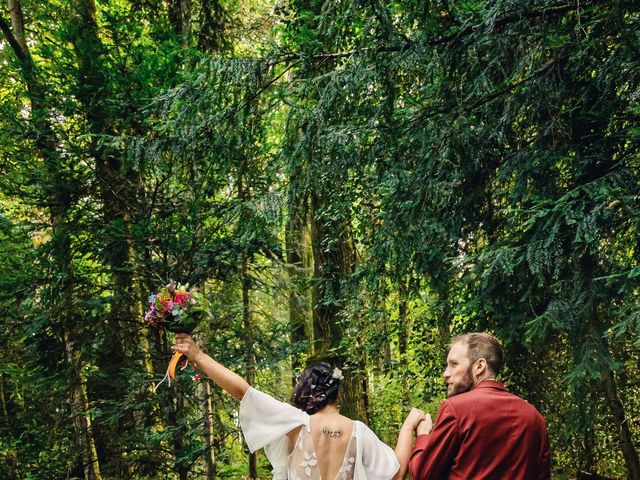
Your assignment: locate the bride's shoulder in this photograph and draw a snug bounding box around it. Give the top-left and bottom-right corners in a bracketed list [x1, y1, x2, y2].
[339, 413, 355, 423]
[352, 420, 383, 441]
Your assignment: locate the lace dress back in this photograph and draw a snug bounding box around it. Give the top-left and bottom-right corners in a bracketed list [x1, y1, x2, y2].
[289, 421, 357, 480]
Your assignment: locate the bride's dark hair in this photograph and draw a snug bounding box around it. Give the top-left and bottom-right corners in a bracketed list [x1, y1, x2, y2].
[291, 362, 341, 414]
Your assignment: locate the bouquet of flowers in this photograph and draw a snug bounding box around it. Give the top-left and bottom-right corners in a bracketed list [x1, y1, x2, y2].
[145, 281, 209, 390]
[145, 282, 205, 334]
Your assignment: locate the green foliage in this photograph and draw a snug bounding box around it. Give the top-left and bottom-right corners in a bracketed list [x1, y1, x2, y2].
[1, 0, 639, 478]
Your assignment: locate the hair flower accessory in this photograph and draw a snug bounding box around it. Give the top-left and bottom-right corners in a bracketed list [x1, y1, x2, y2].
[331, 367, 344, 381]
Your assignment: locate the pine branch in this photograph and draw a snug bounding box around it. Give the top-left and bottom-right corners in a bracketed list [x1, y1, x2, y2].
[436, 0, 604, 46]
[402, 58, 557, 133]
[464, 59, 557, 111]
[275, 0, 608, 63]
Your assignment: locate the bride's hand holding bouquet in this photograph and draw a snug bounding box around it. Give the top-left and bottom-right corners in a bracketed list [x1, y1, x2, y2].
[172, 334, 205, 363]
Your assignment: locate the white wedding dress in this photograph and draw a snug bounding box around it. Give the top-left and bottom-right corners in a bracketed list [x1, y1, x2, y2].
[239, 387, 399, 480]
[288, 420, 357, 480]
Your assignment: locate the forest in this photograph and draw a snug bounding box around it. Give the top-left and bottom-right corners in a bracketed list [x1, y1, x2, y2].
[1, 0, 639, 479]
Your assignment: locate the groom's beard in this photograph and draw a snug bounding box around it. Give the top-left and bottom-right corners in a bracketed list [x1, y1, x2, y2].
[447, 367, 475, 397]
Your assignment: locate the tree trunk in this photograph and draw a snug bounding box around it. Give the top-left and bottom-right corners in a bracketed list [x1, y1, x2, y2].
[242, 255, 258, 478]
[69, 2, 146, 474]
[134, 272, 156, 383]
[580, 253, 640, 479]
[310, 191, 367, 421]
[52, 186, 102, 480]
[0, 372, 7, 420]
[198, 379, 217, 479]
[237, 168, 258, 478]
[168, 0, 192, 43]
[1, 3, 103, 479]
[181, 159, 216, 477]
[64, 330, 102, 480]
[170, 393, 189, 480]
[600, 366, 640, 479]
[71, 0, 136, 348]
[432, 268, 452, 362]
[286, 191, 311, 377]
[397, 275, 411, 408]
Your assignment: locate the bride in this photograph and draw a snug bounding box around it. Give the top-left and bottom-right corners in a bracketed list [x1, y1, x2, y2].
[173, 334, 424, 479]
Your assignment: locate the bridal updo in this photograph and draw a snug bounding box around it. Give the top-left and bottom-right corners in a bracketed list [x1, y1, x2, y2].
[291, 362, 342, 415]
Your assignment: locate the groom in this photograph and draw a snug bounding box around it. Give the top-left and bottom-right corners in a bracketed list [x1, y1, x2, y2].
[406, 332, 550, 479]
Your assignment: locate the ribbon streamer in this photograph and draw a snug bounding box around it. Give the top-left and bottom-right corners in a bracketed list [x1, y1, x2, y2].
[153, 351, 187, 392]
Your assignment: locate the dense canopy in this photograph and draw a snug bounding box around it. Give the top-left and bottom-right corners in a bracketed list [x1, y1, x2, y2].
[1, 1, 639, 479]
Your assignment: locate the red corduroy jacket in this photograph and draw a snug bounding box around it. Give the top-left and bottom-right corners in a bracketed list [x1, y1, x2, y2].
[409, 380, 550, 480]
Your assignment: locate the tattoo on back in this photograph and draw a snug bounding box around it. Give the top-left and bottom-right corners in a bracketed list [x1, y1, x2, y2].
[322, 426, 342, 438]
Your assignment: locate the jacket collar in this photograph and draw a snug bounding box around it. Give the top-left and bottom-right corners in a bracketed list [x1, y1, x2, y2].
[472, 379, 507, 391]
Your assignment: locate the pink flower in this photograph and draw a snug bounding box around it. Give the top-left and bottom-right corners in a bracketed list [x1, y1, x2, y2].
[174, 293, 190, 304]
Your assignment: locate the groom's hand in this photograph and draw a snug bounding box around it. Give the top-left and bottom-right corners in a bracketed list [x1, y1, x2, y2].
[416, 414, 433, 436]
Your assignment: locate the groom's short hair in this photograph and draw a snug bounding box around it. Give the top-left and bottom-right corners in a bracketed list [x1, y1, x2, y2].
[451, 332, 504, 377]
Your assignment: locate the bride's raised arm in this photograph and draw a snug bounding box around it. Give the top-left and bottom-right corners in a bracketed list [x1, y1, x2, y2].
[172, 333, 250, 400]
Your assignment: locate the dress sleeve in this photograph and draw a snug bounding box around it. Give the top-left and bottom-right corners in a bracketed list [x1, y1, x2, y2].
[409, 400, 460, 478]
[358, 421, 400, 480]
[239, 387, 307, 453]
[264, 437, 291, 480]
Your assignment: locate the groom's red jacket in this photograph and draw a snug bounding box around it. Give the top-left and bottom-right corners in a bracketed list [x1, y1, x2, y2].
[409, 380, 550, 479]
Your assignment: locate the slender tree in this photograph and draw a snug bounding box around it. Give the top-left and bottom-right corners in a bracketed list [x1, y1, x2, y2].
[1, 2, 102, 478]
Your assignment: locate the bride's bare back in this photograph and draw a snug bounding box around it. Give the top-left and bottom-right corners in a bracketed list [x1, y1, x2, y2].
[288, 406, 356, 479]
[311, 410, 355, 479]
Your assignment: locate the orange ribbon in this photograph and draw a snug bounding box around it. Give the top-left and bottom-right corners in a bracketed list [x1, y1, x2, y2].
[168, 351, 184, 379]
[153, 351, 187, 392]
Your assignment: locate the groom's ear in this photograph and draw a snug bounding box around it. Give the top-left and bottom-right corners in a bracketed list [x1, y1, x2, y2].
[474, 357, 488, 376]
